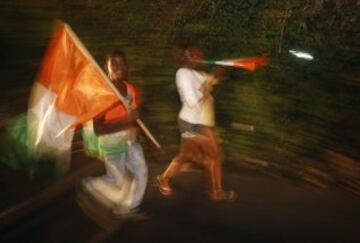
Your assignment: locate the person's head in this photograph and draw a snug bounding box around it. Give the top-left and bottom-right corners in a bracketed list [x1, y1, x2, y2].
[172, 42, 204, 69]
[104, 50, 128, 82]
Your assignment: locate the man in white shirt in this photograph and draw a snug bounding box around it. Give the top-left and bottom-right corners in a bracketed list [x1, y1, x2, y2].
[156, 43, 236, 201]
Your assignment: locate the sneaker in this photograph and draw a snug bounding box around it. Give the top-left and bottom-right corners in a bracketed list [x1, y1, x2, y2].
[155, 175, 173, 197]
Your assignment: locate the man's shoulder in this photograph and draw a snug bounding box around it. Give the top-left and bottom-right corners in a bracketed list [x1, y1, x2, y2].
[176, 68, 194, 82]
[124, 81, 142, 93]
[124, 80, 137, 88]
[176, 67, 192, 75]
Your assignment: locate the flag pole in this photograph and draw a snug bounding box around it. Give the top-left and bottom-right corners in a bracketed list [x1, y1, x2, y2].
[64, 22, 161, 150]
[136, 119, 161, 149]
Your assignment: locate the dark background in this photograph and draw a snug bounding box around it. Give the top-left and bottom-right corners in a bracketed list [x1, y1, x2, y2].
[1, 0, 359, 192]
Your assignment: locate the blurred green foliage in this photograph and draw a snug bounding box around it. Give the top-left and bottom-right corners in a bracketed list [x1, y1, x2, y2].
[0, 0, 359, 173]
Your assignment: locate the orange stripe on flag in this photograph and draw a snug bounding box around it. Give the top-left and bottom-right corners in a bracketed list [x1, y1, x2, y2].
[35, 23, 118, 125]
[232, 55, 270, 72]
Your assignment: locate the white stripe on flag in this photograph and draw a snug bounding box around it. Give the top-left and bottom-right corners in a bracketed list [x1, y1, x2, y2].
[28, 82, 76, 155]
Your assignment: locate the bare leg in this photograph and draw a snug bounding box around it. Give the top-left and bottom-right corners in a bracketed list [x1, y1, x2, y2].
[159, 156, 182, 189]
[202, 156, 217, 195]
[199, 129, 237, 201]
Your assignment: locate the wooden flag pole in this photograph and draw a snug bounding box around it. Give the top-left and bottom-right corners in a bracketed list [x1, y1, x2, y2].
[136, 119, 161, 149]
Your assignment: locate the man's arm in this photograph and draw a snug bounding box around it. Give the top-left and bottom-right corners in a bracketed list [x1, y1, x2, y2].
[93, 109, 139, 136]
[201, 66, 228, 96]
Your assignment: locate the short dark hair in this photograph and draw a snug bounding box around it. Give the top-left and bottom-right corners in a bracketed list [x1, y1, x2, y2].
[104, 50, 128, 69]
[172, 42, 200, 67]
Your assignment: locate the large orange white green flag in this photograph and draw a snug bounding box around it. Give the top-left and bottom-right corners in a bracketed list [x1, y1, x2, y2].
[27, 22, 125, 162]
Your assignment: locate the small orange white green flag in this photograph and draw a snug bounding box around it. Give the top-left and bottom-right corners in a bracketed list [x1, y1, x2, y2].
[203, 55, 270, 71]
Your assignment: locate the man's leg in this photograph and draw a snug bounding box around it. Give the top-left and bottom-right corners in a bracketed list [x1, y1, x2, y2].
[157, 155, 183, 196]
[82, 151, 128, 207]
[157, 137, 199, 195]
[198, 130, 237, 201]
[121, 143, 148, 210]
[205, 130, 223, 195]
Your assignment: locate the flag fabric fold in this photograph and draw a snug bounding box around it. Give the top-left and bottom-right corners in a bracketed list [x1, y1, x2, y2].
[27, 22, 124, 164]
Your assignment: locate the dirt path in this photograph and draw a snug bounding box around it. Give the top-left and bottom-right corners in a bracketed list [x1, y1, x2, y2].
[1, 154, 360, 242]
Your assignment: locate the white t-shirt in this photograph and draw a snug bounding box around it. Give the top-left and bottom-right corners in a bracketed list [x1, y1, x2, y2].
[176, 67, 214, 126]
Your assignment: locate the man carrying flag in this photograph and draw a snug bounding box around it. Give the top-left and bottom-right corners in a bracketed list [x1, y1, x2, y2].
[27, 22, 149, 216]
[82, 50, 148, 216]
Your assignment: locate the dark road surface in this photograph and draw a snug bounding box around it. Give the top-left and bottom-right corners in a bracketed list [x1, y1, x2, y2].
[1, 153, 360, 243]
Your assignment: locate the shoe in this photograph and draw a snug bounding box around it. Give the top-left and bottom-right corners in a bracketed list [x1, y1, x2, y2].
[156, 175, 173, 197]
[112, 207, 150, 221]
[209, 190, 237, 202]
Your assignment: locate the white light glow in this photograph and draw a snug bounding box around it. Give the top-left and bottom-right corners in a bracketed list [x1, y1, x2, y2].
[289, 50, 314, 60]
